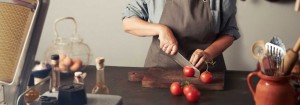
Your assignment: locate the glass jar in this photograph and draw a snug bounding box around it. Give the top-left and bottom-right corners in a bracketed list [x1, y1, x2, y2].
[44, 17, 91, 73]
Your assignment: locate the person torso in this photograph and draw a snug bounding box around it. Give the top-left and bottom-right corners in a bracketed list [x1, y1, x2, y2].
[146, 0, 222, 34]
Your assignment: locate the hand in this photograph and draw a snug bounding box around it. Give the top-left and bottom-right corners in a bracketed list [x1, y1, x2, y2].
[189, 49, 211, 68]
[158, 25, 178, 55]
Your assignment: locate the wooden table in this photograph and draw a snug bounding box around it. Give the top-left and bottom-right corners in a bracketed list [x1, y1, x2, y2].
[46, 66, 257, 105]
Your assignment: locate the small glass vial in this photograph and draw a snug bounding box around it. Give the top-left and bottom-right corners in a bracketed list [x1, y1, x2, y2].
[24, 75, 39, 104]
[91, 57, 109, 94]
[50, 54, 60, 92]
[73, 71, 86, 85]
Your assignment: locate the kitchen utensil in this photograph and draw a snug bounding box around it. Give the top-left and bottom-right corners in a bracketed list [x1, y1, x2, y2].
[170, 52, 201, 77]
[247, 71, 300, 105]
[270, 36, 286, 51]
[261, 56, 277, 76]
[265, 42, 286, 75]
[252, 40, 268, 74]
[282, 37, 300, 76]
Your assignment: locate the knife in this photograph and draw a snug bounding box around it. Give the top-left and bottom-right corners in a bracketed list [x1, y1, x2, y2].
[170, 52, 202, 77]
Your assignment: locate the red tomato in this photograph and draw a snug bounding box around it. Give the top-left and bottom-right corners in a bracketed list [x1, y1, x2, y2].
[183, 84, 196, 95]
[185, 88, 201, 103]
[170, 82, 183, 96]
[183, 66, 195, 77]
[200, 71, 213, 83]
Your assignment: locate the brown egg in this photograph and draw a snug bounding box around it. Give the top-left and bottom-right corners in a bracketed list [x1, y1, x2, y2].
[70, 59, 82, 72]
[59, 62, 67, 72]
[59, 53, 66, 61]
[62, 56, 73, 66]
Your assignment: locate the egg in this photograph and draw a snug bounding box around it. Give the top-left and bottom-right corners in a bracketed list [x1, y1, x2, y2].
[70, 59, 82, 72]
[62, 56, 73, 66]
[59, 62, 67, 72]
[59, 53, 66, 61]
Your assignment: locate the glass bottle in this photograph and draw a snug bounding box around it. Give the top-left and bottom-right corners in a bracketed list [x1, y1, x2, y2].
[24, 75, 39, 104]
[91, 57, 109, 94]
[50, 54, 60, 92]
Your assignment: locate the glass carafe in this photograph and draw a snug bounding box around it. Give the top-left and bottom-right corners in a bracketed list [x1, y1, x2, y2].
[44, 17, 91, 73]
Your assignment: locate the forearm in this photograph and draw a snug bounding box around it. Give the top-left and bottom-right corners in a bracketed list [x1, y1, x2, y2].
[122, 17, 164, 37]
[204, 35, 235, 60]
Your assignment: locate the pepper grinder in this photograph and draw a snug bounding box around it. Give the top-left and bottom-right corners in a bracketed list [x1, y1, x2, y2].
[91, 57, 109, 94]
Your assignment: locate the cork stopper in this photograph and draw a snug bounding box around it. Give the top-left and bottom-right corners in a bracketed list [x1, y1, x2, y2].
[74, 72, 83, 77]
[95, 57, 105, 70]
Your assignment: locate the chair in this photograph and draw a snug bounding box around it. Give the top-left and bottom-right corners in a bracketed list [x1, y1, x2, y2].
[0, 0, 49, 104]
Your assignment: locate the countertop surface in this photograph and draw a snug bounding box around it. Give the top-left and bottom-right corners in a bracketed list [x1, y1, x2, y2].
[47, 66, 258, 105]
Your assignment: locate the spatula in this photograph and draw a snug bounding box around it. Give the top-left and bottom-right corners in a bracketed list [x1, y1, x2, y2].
[265, 42, 285, 73]
[281, 37, 300, 76]
[265, 42, 286, 57]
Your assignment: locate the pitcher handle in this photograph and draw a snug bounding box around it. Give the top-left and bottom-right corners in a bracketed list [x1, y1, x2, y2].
[247, 72, 258, 96]
[54, 17, 78, 38]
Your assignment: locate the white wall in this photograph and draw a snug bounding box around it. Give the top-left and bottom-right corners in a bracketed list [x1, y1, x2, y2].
[35, 0, 300, 71]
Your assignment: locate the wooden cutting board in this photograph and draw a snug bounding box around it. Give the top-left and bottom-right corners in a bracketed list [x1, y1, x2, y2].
[128, 67, 225, 90]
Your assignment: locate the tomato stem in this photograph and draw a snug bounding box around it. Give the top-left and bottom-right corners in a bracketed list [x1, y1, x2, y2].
[205, 60, 216, 71]
[184, 81, 190, 86]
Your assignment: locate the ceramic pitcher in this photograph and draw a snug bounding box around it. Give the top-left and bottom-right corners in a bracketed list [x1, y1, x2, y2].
[247, 71, 300, 105]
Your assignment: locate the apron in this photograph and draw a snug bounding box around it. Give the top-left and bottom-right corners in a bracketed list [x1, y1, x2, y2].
[145, 0, 226, 71]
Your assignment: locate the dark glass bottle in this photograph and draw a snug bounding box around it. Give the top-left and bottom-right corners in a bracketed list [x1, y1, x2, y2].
[50, 54, 60, 92]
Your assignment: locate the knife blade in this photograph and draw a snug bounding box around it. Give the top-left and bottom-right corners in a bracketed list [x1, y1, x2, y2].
[170, 52, 202, 77]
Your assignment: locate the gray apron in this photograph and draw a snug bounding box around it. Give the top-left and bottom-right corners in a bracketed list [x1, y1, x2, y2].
[145, 0, 226, 71]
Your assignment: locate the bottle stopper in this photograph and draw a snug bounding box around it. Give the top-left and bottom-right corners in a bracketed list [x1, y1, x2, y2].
[51, 54, 60, 66]
[95, 57, 105, 70]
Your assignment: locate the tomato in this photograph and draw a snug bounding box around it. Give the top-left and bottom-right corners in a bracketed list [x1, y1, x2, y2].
[183, 84, 196, 95]
[183, 66, 195, 77]
[200, 71, 213, 83]
[170, 82, 183, 96]
[185, 88, 201, 103]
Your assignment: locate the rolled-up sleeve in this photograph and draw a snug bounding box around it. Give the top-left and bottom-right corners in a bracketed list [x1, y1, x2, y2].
[122, 0, 149, 21]
[219, 0, 240, 40]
